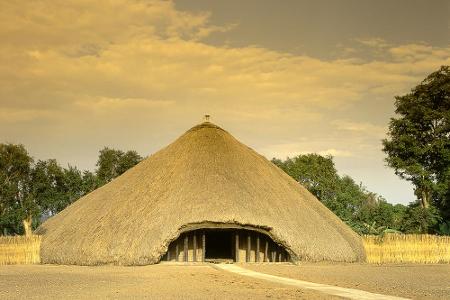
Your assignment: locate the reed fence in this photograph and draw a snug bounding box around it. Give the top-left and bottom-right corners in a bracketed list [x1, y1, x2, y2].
[1, 234, 449, 265]
[0, 235, 41, 265]
[363, 234, 450, 264]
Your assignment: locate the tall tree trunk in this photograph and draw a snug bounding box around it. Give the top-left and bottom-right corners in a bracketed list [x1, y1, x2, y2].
[22, 215, 33, 236]
[417, 177, 430, 209]
[421, 190, 430, 209]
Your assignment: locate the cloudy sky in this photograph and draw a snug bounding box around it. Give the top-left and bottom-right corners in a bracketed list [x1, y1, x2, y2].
[1, 0, 449, 204]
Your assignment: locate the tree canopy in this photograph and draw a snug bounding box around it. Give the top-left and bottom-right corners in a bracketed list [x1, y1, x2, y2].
[96, 147, 143, 185]
[382, 65, 450, 222]
[272, 153, 446, 235]
[272, 154, 339, 204]
[0, 144, 143, 235]
[0, 144, 34, 235]
[272, 154, 400, 234]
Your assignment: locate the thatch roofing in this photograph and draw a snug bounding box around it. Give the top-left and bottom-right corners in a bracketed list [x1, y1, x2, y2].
[36, 122, 365, 265]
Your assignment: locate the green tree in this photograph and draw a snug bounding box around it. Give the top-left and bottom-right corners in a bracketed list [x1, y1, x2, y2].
[382, 66, 450, 220]
[81, 170, 99, 194]
[272, 154, 339, 205]
[30, 159, 66, 217]
[401, 204, 441, 233]
[273, 154, 407, 235]
[117, 150, 143, 175]
[31, 160, 101, 219]
[334, 175, 367, 221]
[62, 165, 87, 211]
[96, 147, 143, 185]
[0, 144, 143, 235]
[30, 160, 94, 217]
[357, 198, 406, 233]
[0, 144, 34, 235]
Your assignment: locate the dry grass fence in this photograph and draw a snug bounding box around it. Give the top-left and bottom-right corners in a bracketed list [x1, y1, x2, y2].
[0, 235, 41, 265]
[1, 234, 449, 265]
[363, 234, 450, 264]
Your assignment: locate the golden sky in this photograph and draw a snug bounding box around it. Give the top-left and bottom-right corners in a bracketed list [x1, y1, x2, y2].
[1, 0, 449, 204]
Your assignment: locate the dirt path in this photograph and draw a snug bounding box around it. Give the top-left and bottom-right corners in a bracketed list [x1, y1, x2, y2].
[244, 263, 450, 299]
[0, 263, 447, 299]
[0, 264, 338, 299]
[214, 264, 409, 300]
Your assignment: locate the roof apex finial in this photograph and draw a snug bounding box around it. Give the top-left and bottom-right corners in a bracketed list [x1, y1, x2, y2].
[204, 114, 211, 122]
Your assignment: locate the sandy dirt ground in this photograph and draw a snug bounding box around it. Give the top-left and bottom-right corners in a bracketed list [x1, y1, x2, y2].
[245, 263, 450, 299]
[0, 263, 448, 299]
[0, 263, 338, 300]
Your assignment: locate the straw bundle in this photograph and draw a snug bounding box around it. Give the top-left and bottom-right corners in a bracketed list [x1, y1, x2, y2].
[36, 122, 365, 265]
[0, 235, 41, 265]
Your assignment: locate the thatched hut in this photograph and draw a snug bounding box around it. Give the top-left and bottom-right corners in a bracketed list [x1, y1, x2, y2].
[36, 121, 365, 265]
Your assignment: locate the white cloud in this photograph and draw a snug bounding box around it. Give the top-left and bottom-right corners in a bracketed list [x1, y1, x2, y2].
[1, 1, 448, 137]
[0, 108, 55, 123]
[333, 120, 387, 139]
[318, 149, 353, 158]
[258, 143, 353, 160]
[74, 97, 175, 112]
[356, 37, 390, 49]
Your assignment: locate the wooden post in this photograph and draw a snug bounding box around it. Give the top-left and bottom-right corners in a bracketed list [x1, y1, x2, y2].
[264, 239, 269, 262]
[193, 232, 197, 262]
[256, 234, 260, 262]
[235, 232, 239, 262]
[175, 240, 179, 262]
[278, 248, 282, 262]
[202, 231, 206, 262]
[22, 215, 32, 237]
[167, 245, 171, 261]
[184, 234, 188, 262]
[246, 234, 251, 262]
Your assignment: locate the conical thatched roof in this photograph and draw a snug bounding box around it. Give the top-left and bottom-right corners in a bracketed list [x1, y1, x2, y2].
[36, 122, 365, 265]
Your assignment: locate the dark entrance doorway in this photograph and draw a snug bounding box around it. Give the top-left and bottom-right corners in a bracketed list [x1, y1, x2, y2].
[205, 230, 233, 259]
[161, 227, 290, 263]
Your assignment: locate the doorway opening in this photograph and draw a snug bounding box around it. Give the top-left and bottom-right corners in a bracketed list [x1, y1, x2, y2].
[205, 230, 232, 259]
[161, 226, 290, 263]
